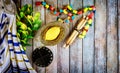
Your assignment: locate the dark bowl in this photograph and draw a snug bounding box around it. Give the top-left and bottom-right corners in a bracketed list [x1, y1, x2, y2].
[32, 47, 53, 67]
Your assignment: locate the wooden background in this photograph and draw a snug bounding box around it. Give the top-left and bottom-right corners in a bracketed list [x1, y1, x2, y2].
[2, 0, 120, 73]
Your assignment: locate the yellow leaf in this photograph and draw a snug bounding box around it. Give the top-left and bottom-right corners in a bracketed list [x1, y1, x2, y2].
[20, 23, 27, 30]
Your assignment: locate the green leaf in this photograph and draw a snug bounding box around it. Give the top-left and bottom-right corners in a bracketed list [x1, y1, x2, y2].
[27, 27, 32, 32]
[21, 39, 27, 44]
[32, 24, 40, 30]
[20, 23, 27, 30]
[17, 29, 22, 33]
[16, 21, 22, 26]
[16, 14, 21, 20]
[32, 20, 42, 30]
[26, 8, 32, 15]
[22, 43, 31, 46]
[33, 12, 40, 21]
[23, 47, 26, 51]
[20, 4, 28, 12]
[27, 15, 33, 20]
[27, 35, 33, 39]
[17, 33, 20, 37]
[20, 12, 25, 18]
[21, 31, 28, 38]
[26, 18, 32, 26]
[24, 43, 32, 46]
[33, 20, 42, 25]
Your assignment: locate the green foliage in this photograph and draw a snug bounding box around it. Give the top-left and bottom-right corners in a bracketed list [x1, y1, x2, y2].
[16, 4, 42, 51]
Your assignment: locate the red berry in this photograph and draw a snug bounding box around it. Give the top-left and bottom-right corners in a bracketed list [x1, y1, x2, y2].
[70, 19, 73, 22]
[88, 12, 94, 19]
[35, 2, 42, 6]
[50, 5, 55, 11]
[56, 12, 60, 16]
[90, 5, 96, 10]
[68, 13, 72, 16]
[77, 10, 82, 14]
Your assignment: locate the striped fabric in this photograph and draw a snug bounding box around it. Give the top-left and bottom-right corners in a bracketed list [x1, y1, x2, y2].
[0, 12, 36, 73]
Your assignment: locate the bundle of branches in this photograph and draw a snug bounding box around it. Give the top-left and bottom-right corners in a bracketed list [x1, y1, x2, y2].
[16, 4, 42, 50]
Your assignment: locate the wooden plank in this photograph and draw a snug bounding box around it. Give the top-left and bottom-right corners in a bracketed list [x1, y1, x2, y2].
[69, 0, 83, 73]
[45, 0, 58, 73]
[21, 0, 33, 65]
[33, 0, 46, 73]
[57, 0, 69, 73]
[94, 0, 107, 73]
[13, 0, 21, 11]
[107, 0, 118, 73]
[21, 0, 32, 6]
[83, 0, 94, 73]
[118, 0, 120, 72]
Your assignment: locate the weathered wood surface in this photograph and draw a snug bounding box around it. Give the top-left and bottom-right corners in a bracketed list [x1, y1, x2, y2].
[83, 0, 94, 73]
[118, 0, 120, 73]
[57, 0, 69, 73]
[69, 0, 82, 73]
[45, 0, 57, 73]
[107, 0, 118, 73]
[95, 0, 107, 73]
[1, 0, 119, 73]
[33, 0, 46, 72]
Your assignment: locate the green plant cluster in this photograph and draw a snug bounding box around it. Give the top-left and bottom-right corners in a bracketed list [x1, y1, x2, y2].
[16, 4, 42, 51]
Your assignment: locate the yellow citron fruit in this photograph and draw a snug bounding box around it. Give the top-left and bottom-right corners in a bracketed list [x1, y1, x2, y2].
[45, 27, 60, 41]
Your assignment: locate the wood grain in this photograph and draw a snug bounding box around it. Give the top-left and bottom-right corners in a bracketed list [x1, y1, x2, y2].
[107, 0, 118, 73]
[21, 0, 32, 6]
[95, 0, 107, 73]
[45, 0, 58, 73]
[33, 0, 46, 73]
[57, 0, 70, 73]
[83, 0, 94, 73]
[118, 0, 120, 72]
[69, 0, 83, 73]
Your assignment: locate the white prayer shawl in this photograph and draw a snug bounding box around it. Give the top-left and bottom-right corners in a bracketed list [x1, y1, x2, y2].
[0, 12, 36, 73]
